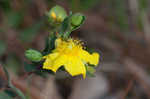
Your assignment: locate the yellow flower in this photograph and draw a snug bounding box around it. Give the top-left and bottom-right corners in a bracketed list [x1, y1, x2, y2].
[43, 38, 99, 78]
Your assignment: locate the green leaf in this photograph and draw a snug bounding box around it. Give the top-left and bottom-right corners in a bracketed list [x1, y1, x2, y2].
[59, 14, 72, 35]
[24, 62, 37, 72]
[58, 13, 76, 38]
[42, 32, 57, 55]
[0, 91, 13, 99]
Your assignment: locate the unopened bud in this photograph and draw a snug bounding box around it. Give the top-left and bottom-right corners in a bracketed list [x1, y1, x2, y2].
[71, 13, 85, 26]
[48, 5, 67, 23]
[25, 49, 42, 62]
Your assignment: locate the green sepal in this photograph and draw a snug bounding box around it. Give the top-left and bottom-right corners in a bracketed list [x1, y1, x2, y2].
[71, 13, 85, 31]
[86, 65, 96, 77]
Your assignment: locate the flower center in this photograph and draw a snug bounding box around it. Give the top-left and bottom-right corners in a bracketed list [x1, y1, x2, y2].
[54, 38, 83, 56]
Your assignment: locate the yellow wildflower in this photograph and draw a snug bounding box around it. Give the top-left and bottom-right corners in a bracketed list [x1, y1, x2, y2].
[43, 38, 99, 78]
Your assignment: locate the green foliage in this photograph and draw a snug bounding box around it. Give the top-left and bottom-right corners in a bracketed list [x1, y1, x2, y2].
[43, 32, 57, 55]
[46, 6, 86, 39]
[58, 13, 85, 38]
[59, 13, 73, 38]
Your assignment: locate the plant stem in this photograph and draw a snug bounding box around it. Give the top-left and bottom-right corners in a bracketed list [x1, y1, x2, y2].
[3, 66, 26, 99]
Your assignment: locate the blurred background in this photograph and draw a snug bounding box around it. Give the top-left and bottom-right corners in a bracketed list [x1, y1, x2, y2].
[0, 0, 150, 99]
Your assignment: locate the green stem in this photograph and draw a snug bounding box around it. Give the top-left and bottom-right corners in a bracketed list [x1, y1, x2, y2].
[63, 31, 72, 39]
[3, 66, 26, 99]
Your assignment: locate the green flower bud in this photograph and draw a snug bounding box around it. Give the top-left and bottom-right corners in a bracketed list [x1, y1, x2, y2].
[25, 49, 42, 62]
[71, 13, 85, 26]
[48, 5, 67, 23]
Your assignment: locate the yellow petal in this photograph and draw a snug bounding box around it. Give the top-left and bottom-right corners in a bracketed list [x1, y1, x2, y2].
[64, 57, 86, 78]
[79, 50, 90, 62]
[89, 53, 99, 66]
[52, 55, 67, 72]
[43, 52, 58, 59]
[79, 50, 99, 66]
[43, 53, 67, 72]
[43, 58, 53, 70]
